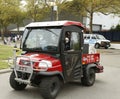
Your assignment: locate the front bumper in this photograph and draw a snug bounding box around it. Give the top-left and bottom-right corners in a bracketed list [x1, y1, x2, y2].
[101, 42, 110, 47]
[13, 69, 63, 85]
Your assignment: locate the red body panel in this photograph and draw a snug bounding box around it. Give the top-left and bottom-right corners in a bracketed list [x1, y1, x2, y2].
[20, 53, 63, 72]
[64, 21, 85, 28]
[18, 53, 101, 72]
[82, 53, 100, 65]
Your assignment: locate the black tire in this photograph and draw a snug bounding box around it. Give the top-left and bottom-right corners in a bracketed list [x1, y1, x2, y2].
[105, 46, 108, 49]
[9, 71, 27, 90]
[95, 43, 100, 49]
[39, 76, 61, 99]
[81, 68, 95, 86]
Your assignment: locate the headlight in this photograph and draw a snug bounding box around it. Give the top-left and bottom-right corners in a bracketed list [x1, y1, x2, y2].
[38, 60, 52, 71]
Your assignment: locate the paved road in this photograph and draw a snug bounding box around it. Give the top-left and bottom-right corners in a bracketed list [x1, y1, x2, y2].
[0, 49, 120, 99]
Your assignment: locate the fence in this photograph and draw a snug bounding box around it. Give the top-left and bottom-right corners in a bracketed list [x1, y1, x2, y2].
[1, 30, 120, 42]
[93, 30, 120, 42]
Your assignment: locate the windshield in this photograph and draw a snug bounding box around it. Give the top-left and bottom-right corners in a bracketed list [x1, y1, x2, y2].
[96, 35, 106, 40]
[21, 28, 61, 52]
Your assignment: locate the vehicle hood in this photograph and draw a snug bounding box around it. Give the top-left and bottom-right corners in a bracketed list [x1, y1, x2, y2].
[24, 53, 60, 62]
[97, 39, 110, 43]
[21, 53, 61, 66]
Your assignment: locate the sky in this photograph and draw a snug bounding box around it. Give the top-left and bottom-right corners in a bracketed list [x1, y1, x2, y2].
[86, 13, 120, 30]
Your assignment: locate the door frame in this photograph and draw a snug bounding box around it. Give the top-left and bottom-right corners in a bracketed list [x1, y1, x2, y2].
[60, 25, 83, 82]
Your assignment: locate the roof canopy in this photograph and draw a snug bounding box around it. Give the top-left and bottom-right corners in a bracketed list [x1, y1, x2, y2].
[26, 20, 85, 29]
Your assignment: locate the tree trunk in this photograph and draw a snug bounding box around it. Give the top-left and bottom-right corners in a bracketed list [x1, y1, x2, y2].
[89, 12, 93, 33]
[17, 24, 20, 34]
[1, 27, 4, 41]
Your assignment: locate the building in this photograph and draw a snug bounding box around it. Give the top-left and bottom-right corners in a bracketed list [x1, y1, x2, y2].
[86, 13, 120, 30]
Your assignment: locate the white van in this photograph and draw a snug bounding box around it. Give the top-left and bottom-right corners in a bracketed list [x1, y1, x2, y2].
[84, 34, 111, 49]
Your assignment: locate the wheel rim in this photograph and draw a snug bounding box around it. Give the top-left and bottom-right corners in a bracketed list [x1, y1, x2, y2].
[95, 44, 99, 48]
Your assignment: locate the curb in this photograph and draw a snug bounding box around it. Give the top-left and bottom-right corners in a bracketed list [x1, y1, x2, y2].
[0, 68, 12, 74]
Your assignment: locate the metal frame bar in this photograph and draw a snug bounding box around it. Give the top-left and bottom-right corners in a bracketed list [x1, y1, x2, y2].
[13, 55, 39, 84]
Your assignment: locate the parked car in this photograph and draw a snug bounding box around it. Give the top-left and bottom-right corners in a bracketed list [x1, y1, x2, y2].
[84, 34, 111, 49]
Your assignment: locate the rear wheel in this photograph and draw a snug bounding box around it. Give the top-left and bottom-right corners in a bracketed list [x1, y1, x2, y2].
[9, 71, 27, 90]
[39, 76, 61, 99]
[81, 68, 95, 86]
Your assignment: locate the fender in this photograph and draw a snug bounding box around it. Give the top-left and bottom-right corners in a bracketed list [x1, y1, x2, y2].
[35, 71, 65, 82]
[85, 64, 96, 74]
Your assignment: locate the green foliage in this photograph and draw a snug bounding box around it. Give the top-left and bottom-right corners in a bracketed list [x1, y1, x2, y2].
[0, 0, 120, 37]
[0, 0, 21, 26]
[26, 0, 50, 21]
[0, 0, 22, 40]
[115, 25, 120, 30]
[111, 24, 120, 30]
[71, 0, 120, 33]
[57, 1, 84, 21]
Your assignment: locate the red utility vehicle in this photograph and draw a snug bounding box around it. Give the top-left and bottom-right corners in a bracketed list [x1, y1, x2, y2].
[9, 21, 103, 99]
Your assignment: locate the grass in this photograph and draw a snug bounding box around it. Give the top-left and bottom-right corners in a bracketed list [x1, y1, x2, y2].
[0, 61, 10, 70]
[0, 45, 13, 70]
[0, 45, 13, 59]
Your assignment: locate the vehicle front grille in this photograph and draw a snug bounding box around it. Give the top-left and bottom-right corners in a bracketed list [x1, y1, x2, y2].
[17, 71, 30, 80]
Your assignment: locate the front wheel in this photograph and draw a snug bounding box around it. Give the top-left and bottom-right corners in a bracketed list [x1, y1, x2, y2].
[94, 43, 100, 49]
[105, 46, 109, 49]
[9, 71, 27, 90]
[39, 76, 61, 99]
[81, 68, 95, 86]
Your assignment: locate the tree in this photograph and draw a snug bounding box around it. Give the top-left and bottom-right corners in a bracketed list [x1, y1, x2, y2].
[25, 0, 50, 22]
[111, 24, 120, 31]
[53, 0, 84, 21]
[0, 0, 21, 40]
[73, 0, 120, 33]
[115, 25, 120, 30]
[25, 0, 80, 21]
[11, 9, 26, 34]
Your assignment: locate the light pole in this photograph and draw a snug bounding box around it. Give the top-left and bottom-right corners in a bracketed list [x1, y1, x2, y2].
[45, 0, 58, 21]
[50, 1, 58, 21]
[53, 5, 58, 21]
[51, 6, 54, 21]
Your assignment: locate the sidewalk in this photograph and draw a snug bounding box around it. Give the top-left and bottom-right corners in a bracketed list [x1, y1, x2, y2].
[110, 43, 120, 49]
[0, 68, 12, 74]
